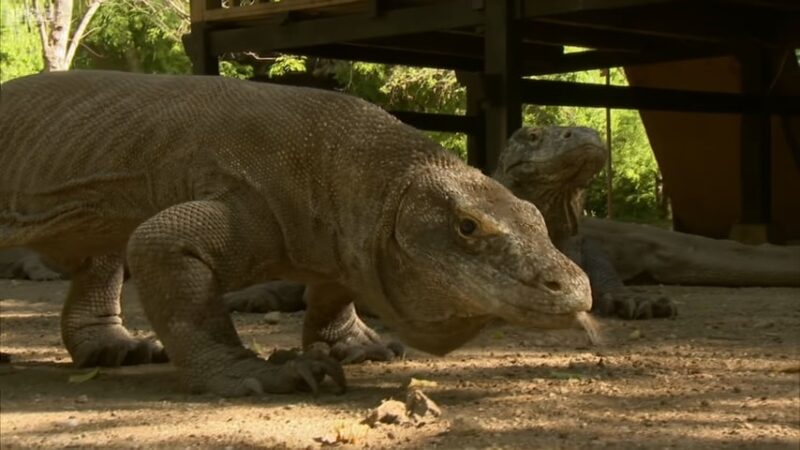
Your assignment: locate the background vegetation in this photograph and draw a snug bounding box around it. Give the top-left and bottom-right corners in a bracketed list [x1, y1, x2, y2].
[1, 0, 669, 222]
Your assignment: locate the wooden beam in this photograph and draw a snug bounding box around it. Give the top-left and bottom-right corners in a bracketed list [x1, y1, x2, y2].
[482, 0, 522, 174]
[534, 7, 800, 48]
[523, 48, 729, 75]
[520, 79, 800, 114]
[349, 32, 561, 61]
[295, 43, 482, 70]
[458, 71, 486, 168]
[389, 111, 478, 134]
[738, 48, 772, 227]
[208, 0, 484, 55]
[521, 0, 674, 17]
[518, 20, 730, 54]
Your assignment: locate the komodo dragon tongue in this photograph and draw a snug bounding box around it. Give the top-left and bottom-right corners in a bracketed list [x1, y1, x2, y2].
[367, 165, 594, 356]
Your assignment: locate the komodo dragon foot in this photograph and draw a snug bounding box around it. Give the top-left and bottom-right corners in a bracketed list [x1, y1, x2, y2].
[61, 254, 168, 367]
[303, 283, 404, 365]
[224, 280, 306, 313]
[200, 347, 346, 397]
[593, 291, 677, 320]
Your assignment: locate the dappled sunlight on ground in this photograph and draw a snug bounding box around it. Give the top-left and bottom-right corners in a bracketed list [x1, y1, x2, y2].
[1, 280, 798, 449]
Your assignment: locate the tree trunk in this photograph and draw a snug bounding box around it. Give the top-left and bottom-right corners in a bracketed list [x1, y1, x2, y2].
[34, 0, 103, 71]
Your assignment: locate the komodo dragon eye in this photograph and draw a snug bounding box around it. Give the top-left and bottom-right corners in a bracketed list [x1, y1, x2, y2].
[528, 130, 540, 142]
[457, 218, 478, 237]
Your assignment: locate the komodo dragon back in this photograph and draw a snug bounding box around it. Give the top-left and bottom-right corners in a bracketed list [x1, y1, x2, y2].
[0, 71, 593, 395]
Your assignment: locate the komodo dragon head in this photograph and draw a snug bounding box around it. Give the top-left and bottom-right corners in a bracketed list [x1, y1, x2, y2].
[493, 126, 607, 244]
[369, 162, 594, 356]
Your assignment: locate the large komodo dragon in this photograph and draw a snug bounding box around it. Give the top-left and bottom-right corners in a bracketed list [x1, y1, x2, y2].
[228, 125, 800, 321]
[0, 70, 597, 396]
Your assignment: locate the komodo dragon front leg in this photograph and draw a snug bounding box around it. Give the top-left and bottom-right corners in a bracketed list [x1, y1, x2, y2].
[126, 200, 344, 395]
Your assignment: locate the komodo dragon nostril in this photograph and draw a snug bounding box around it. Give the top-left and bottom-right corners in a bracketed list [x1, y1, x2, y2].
[544, 280, 562, 292]
[563, 131, 572, 139]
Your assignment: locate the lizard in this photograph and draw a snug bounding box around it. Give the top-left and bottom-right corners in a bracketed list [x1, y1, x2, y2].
[0, 70, 596, 396]
[228, 125, 675, 321]
[232, 124, 797, 321]
[0, 248, 65, 280]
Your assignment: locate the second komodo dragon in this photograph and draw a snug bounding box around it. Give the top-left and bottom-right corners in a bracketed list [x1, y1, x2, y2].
[0, 71, 595, 396]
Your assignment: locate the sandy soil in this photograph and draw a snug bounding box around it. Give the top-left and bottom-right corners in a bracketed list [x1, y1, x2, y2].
[1, 280, 798, 449]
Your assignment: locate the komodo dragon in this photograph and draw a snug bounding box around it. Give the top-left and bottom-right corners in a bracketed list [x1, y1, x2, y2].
[228, 125, 800, 320]
[228, 126, 673, 321]
[0, 70, 596, 396]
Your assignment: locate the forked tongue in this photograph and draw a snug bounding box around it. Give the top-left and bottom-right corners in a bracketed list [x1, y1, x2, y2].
[575, 311, 603, 346]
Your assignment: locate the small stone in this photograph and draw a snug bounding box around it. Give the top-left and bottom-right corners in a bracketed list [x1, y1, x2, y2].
[263, 312, 282, 324]
[406, 389, 441, 420]
[363, 399, 409, 427]
[75, 394, 89, 403]
[628, 329, 642, 340]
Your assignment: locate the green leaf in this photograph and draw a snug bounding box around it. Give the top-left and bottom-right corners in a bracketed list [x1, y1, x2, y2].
[69, 367, 100, 383]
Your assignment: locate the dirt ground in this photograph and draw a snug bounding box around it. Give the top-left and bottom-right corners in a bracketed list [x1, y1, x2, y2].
[0, 280, 798, 449]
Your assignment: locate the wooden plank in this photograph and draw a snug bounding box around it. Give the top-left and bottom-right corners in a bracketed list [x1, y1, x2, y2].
[520, 78, 800, 114]
[208, 0, 484, 55]
[204, 0, 363, 22]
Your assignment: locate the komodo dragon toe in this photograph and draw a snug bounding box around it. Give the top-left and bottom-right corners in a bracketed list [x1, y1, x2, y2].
[595, 292, 678, 320]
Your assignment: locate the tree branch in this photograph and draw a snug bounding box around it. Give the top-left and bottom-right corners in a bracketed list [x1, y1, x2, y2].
[64, 0, 104, 69]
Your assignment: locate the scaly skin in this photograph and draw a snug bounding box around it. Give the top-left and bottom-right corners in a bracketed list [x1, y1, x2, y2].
[0, 71, 592, 396]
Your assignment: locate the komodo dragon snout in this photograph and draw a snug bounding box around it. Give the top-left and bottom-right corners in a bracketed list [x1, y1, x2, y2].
[373, 167, 592, 356]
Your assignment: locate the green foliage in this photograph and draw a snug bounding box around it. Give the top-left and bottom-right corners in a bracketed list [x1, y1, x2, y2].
[267, 54, 306, 78]
[0, 0, 43, 83]
[219, 60, 254, 79]
[72, 0, 191, 74]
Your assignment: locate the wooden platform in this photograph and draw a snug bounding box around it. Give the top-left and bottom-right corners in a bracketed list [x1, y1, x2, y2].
[185, 0, 800, 241]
